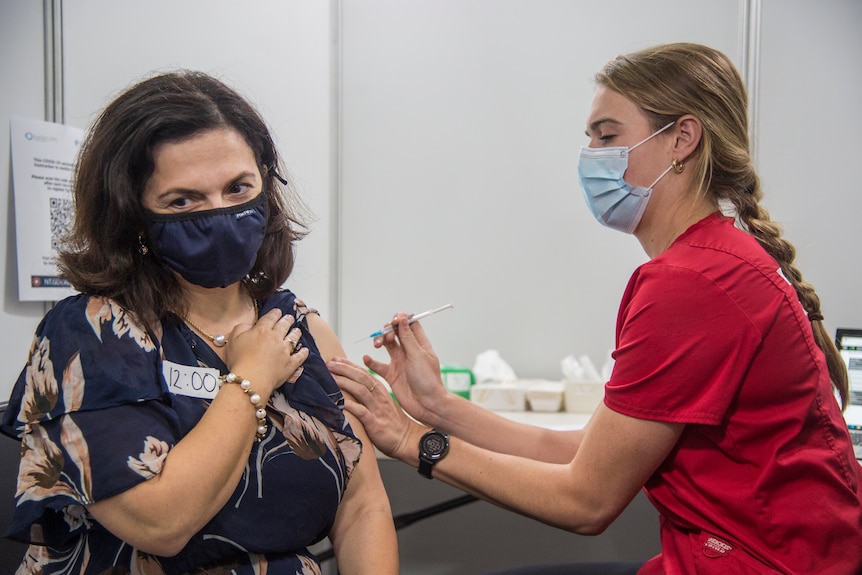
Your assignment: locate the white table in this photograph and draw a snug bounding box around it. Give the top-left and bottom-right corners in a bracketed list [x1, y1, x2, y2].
[492, 409, 593, 430]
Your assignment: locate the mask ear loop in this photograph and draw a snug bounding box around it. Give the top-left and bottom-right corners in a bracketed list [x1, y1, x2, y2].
[630, 121, 677, 191]
[647, 164, 674, 190]
[629, 120, 676, 152]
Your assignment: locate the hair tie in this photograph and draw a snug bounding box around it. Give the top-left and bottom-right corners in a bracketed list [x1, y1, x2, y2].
[808, 311, 824, 322]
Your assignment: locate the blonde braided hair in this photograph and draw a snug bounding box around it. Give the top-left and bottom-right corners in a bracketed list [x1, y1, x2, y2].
[596, 42, 849, 408]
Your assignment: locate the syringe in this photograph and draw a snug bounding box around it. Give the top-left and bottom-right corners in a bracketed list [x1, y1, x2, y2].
[356, 303, 454, 342]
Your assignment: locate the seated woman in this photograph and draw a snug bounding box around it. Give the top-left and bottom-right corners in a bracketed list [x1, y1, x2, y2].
[1, 71, 398, 574]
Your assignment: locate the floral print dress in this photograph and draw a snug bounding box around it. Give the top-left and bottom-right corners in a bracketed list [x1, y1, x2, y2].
[0, 289, 362, 574]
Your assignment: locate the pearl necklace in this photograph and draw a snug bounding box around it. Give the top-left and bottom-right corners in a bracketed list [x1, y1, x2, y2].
[184, 299, 259, 348]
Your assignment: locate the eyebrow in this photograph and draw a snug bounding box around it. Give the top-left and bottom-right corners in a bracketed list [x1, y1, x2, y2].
[585, 117, 622, 137]
[229, 170, 262, 185]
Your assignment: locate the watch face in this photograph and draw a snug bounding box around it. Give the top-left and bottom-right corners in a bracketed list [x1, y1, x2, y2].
[418, 430, 449, 479]
[421, 431, 449, 459]
[424, 434, 445, 455]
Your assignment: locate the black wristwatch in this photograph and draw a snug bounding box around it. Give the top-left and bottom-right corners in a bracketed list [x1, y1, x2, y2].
[418, 429, 449, 479]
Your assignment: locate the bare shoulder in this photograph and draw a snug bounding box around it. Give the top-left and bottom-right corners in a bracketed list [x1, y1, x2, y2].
[303, 310, 345, 361]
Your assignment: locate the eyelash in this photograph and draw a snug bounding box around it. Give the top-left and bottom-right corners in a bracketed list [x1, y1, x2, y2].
[167, 183, 254, 208]
[230, 182, 254, 194]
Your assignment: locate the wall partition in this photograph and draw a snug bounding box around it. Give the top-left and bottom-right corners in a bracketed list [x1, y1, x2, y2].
[3, 0, 860, 417]
[337, 0, 748, 376]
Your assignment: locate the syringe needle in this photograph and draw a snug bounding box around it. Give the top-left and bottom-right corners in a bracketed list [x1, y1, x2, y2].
[355, 303, 454, 342]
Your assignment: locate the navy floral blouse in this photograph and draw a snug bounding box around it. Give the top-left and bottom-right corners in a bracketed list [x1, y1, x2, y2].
[1, 289, 362, 574]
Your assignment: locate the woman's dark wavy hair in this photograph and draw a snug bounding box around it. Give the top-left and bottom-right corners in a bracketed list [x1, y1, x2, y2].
[59, 70, 308, 326]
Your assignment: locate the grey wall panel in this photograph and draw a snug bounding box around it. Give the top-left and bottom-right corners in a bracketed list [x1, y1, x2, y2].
[756, 0, 862, 334]
[0, 2, 54, 405]
[61, 0, 336, 317]
[1, 3, 52, 565]
[338, 0, 745, 377]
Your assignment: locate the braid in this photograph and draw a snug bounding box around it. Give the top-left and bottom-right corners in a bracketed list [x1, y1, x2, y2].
[732, 179, 850, 408]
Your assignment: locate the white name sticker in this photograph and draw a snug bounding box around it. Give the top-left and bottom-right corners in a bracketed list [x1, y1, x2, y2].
[162, 360, 221, 400]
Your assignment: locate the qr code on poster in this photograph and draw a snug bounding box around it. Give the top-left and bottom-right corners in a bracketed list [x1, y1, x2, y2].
[49, 196, 74, 250]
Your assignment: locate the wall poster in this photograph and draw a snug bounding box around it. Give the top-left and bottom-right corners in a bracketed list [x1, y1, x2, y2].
[10, 117, 82, 302]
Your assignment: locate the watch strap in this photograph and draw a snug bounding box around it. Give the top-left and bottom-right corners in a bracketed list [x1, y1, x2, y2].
[418, 456, 436, 479]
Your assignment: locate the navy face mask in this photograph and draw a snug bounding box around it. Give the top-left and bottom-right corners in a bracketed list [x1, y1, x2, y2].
[144, 193, 267, 288]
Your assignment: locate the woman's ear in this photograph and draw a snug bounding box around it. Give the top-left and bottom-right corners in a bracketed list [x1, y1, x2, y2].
[673, 115, 702, 164]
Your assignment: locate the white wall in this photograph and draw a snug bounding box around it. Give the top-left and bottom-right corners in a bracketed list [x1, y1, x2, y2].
[338, 0, 746, 376]
[61, 0, 335, 314]
[1, 2, 54, 405]
[756, 0, 862, 334]
[2, 0, 860, 402]
[0, 0, 337, 404]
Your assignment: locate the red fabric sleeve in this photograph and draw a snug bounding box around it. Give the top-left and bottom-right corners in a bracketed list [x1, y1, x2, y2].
[605, 263, 764, 425]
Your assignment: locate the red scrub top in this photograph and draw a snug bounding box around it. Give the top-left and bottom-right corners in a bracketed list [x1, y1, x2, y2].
[606, 213, 862, 575]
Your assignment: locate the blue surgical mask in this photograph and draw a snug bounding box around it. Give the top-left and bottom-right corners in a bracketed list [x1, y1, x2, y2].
[577, 121, 675, 233]
[145, 194, 267, 288]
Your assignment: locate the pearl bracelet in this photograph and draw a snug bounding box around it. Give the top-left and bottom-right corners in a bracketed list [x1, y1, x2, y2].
[220, 372, 268, 441]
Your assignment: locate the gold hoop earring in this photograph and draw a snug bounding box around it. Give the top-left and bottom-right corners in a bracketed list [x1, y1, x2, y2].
[672, 159, 685, 174]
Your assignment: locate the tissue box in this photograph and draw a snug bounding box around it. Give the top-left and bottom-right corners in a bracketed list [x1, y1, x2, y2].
[563, 380, 604, 413]
[470, 382, 526, 411]
[523, 380, 564, 412]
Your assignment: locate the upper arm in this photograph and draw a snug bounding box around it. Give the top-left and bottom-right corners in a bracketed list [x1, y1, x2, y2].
[305, 311, 344, 363]
[568, 402, 684, 530]
[306, 313, 398, 572]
